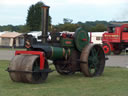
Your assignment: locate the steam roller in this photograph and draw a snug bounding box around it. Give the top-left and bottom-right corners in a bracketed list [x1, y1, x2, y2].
[7, 4, 107, 84]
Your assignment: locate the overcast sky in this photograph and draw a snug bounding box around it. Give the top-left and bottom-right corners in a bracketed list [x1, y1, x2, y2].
[0, 0, 128, 25]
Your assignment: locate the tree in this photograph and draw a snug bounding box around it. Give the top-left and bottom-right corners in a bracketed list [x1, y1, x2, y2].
[91, 24, 107, 32]
[54, 18, 78, 32]
[26, 2, 52, 31]
[26, 5, 35, 31]
[63, 18, 73, 24]
[77, 21, 108, 32]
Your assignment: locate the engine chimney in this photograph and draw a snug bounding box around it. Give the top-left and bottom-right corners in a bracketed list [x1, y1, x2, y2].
[41, 4, 50, 43]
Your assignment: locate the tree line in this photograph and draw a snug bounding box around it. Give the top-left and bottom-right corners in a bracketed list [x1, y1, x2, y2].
[1, 20, 128, 33]
[1, 2, 128, 33]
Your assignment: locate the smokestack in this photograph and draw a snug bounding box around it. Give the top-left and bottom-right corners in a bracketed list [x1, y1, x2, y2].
[41, 4, 50, 43]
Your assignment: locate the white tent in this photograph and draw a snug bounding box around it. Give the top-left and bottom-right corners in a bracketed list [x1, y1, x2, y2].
[0, 32, 24, 47]
[0, 32, 5, 36]
[0, 32, 5, 46]
[89, 32, 105, 44]
[28, 31, 51, 41]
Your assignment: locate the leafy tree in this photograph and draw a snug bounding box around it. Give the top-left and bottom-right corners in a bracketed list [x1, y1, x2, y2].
[26, 2, 52, 31]
[56, 23, 78, 32]
[26, 5, 35, 31]
[78, 21, 108, 32]
[1, 20, 128, 33]
[91, 24, 107, 32]
[54, 18, 78, 32]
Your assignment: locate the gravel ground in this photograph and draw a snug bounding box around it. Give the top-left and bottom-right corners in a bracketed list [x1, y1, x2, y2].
[0, 50, 128, 68]
[0, 50, 15, 61]
[106, 55, 128, 68]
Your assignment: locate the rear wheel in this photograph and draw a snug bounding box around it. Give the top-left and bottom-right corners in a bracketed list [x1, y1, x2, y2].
[80, 44, 105, 77]
[8, 55, 49, 84]
[102, 43, 111, 55]
[54, 61, 75, 75]
[113, 49, 122, 55]
[54, 50, 80, 75]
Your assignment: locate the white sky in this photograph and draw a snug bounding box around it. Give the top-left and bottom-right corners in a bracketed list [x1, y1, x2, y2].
[0, 0, 128, 25]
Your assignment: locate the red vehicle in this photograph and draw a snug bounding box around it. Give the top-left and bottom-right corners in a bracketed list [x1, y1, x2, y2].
[102, 24, 128, 55]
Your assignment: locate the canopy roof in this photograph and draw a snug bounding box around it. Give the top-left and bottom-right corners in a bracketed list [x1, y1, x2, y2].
[0, 32, 23, 38]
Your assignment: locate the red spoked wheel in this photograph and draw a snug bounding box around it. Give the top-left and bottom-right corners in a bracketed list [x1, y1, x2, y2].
[102, 43, 111, 55]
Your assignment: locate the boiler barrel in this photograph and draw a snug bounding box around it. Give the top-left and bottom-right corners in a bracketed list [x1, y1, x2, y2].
[44, 46, 71, 60]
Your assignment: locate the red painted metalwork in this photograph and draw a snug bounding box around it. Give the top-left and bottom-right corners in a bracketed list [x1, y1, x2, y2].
[82, 38, 87, 41]
[62, 33, 67, 38]
[15, 51, 45, 70]
[90, 32, 93, 43]
[102, 24, 128, 54]
[65, 41, 72, 44]
[102, 27, 121, 43]
[103, 45, 110, 54]
[105, 42, 114, 51]
[102, 24, 128, 43]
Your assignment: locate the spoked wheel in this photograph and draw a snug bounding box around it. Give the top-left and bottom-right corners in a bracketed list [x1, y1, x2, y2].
[54, 61, 75, 75]
[102, 43, 111, 55]
[8, 55, 49, 84]
[54, 50, 80, 75]
[113, 49, 122, 55]
[80, 44, 105, 77]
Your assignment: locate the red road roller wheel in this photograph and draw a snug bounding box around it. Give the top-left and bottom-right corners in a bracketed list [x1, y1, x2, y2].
[8, 55, 49, 84]
[102, 43, 111, 55]
[80, 44, 105, 77]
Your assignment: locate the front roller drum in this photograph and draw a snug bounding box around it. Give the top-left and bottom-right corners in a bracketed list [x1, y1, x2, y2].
[80, 44, 105, 77]
[8, 55, 49, 84]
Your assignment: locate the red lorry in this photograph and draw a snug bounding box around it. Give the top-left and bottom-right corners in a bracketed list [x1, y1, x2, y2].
[102, 24, 128, 55]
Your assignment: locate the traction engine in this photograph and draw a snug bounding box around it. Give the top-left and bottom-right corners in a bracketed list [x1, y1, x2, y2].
[7, 5, 106, 84]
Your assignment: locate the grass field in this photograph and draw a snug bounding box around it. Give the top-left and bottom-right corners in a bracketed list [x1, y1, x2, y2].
[0, 60, 128, 96]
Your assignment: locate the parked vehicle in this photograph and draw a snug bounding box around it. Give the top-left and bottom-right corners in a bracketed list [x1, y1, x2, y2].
[102, 24, 128, 55]
[7, 4, 106, 84]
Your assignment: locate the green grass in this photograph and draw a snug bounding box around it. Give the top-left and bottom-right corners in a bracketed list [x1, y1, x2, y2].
[1, 60, 128, 96]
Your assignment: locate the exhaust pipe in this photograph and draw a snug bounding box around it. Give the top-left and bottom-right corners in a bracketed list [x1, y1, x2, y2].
[41, 4, 50, 43]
